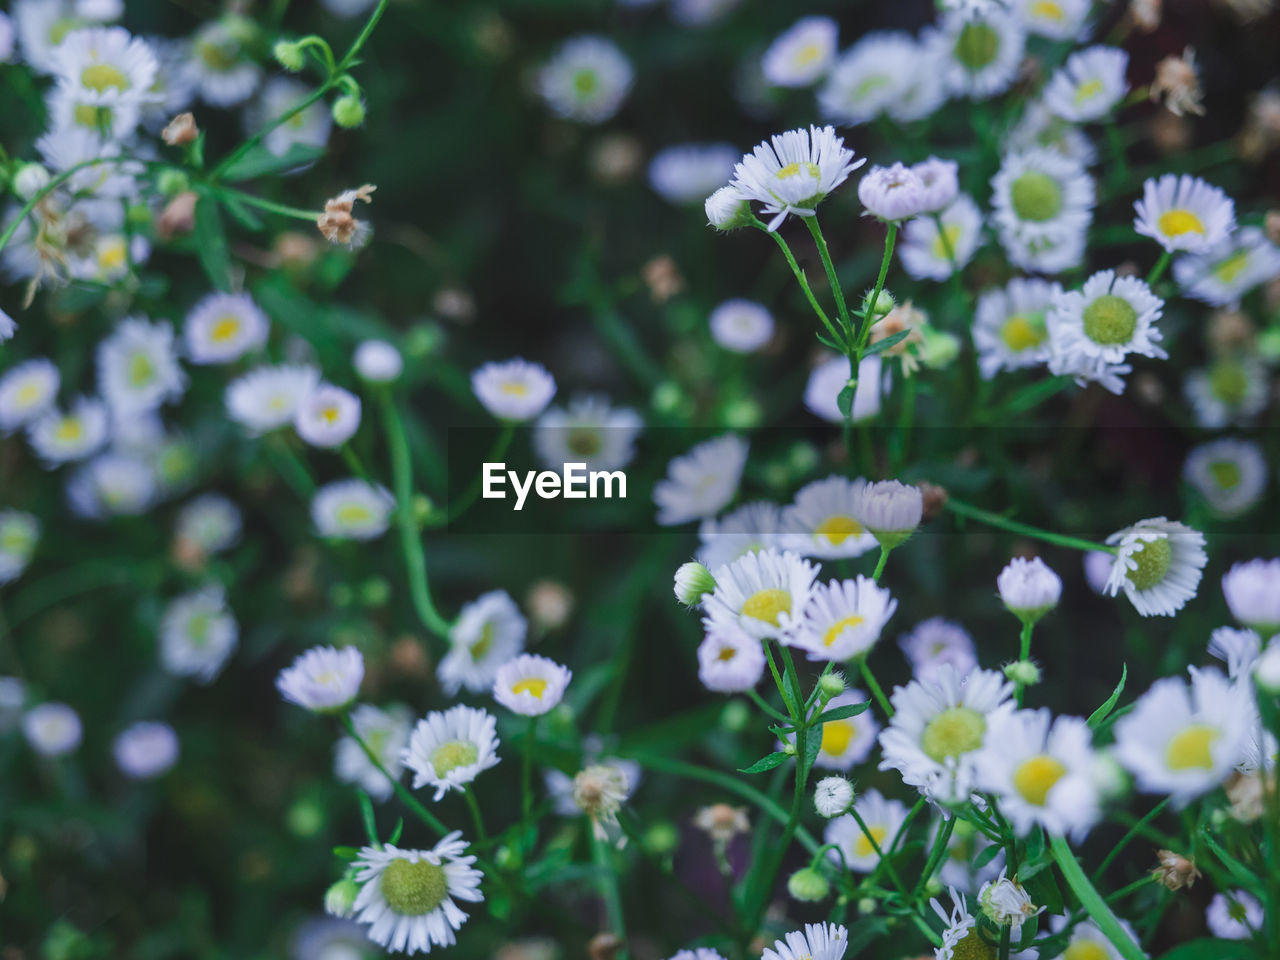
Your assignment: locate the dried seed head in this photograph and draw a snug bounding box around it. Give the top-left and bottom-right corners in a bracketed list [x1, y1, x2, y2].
[317, 184, 376, 248]
[162, 112, 199, 147]
[1152, 849, 1200, 890]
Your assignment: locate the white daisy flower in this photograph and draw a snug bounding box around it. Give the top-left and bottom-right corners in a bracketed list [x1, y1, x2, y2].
[729, 124, 863, 231]
[1183, 439, 1267, 518]
[704, 185, 750, 230]
[931, 888, 1011, 960]
[702, 547, 817, 641]
[787, 576, 896, 662]
[1206, 891, 1263, 940]
[696, 501, 784, 572]
[997, 556, 1062, 620]
[492, 653, 572, 716]
[991, 148, 1094, 274]
[13, 0, 90, 75]
[781, 476, 878, 560]
[653, 433, 748, 526]
[312, 479, 395, 541]
[225, 364, 320, 434]
[1047, 916, 1137, 960]
[438, 590, 527, 695]
[336, 703, 413, 802]
[350, 834, 483, 955]
[1046, 269, 1166, 368]
[697, 623, 767, 693]
[471, 358, 556, 422]
[66, 451, 155, 519]
[761, 16, 837, 88]
[852, 479, 923, 548]
[47, 26, 157, 141]
[914, 157, 961, 214]
[1133, 174, 1236, 254]
[825, 788, 908, 872]
[978, 870, 1045, 938]
[36, 126, 138, 197]
[972, 277, 1059, 378]
[175, 493, 241, 557]
[1172, 226, 1280, 306]
[761, 922, 848, 960]
[1222, 559, 1280, 635]
[354, 340, 404, 383]
[879, 665, 1015, 804]
[0, 358, 60, 433]
[1184, 357, 1268, 428]
[858, 163, 928, 223]
[649, 143, 737, 204]
[184, 16, 261, 107]
[159, 584, 238, 684]
[248, 76, 331, 158]
[402, 705, 501, 800]
[1012, 0, 1090, 38]
[96, 316, 185, 413]
[1113, 667, 1252, 805]
[533, 395, 642, 473]
[0, 510, 40, 585]
[184, 291, 269, 365]
[113, 721, 178, 779]
[1104, 517, 1206, 617]
[708, 299, 774, 353]
[27, 395, 110, 465]
[1208, 626, 1262, 681]
[277, 645, 364, 713]
[1006, 99, 1098, 167]
[899, 193, 984, 280]
[900, 618, 978, 685]
[23, 702, 82, 757]
[977, 709, 1098, 838]
[926, 7, 1026, 100]
[814, 776, 854, 817]
[538, 35, 633, 124]
[1043, 46, 1128, 123]
[818, 32, 917, 125]
[784, 690, 878, 771]
[804, 353, 885, 424]
[295, 383, 362, 449]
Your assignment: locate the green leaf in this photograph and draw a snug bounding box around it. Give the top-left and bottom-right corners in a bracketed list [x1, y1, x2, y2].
[863, 328, 912, 356]
[738, 751, 790, 774]
[815, 331, 843, 352]
[844, 915, 890, 953]
[973, 842, 1003, 870]
[332, 846, 360, 861]
[837, 383, 856, 420]
[221, 143, 327, 181]
[387, 818, 403, 846]
[193, 191, 232, 291]
[1158, 940, 1258, 960]
[813, 700, 870, 725]
[219, 194, 265, 231]
[357, 790, 378, 846]
[1087, 663, 1127, 729]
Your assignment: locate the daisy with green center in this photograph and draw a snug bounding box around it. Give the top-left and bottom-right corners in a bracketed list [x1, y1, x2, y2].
[900, 193, 984, 280]
[1183, 438, 1267, 518]
[762, 922, 848, 960]
[1184, 357, 1268, 428]
[1113, 667, 1252, 805]
[471, 358, 556, 422]
[533, 394, 642, 473]
[972, 277, 1060, 378]
[1104, 517, 1206, 617]
[991, 148, 1094, 273]
[783, 690, 878, 770]
[66, 451, 155, 519]
[697, 501, 784, 572]
[96, 317, 185, 414]
[350, 833, 483, 955]
[1222, 559, 1280, 636]
[696, 624, 766, 693]
[927, 7, 1026, 100]
[786, 576, 896, 662]
[930, 887, 1037, 960]
[1206, 891, 1263, 940]
[1172, 226, 1280, 306]
[402, 705, 500, 801]
[824, 787, 907, 872]
[312, 479, 395, 540]
[438, 590, 527, 695]
[492, 653, 571, 716]
[335, 703, 413, 802]
[1133, 174, 1235, 254]
[1042, 46, 1128, 123]
[0, 510, 39, 585]
[761, 16, 837, 88]
[183, 291, 269, 365]
[878, 665, 1015, 804]
[781, 476, 878, 560]
[654, 434, 749, 526]
[276, 645, 364, 713]
[729, 124, 863, 231]
[818, 32, 945, 126]
[0, 358, 60, 433]
[1005, 99, 1098, 167]
[27, 395, 109, 465]
[701, 547, 817, 641]
[185, 16, 261, 108]
[537, 35, 633, 124]
[1046, 269, 1166, 368]
[1013, 0, 1091, 39]
[159, 584, 237, 684]
[48, 26, 156, 141]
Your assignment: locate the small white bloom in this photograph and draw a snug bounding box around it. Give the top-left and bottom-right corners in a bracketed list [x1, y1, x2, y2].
[1208, 626, 1262, 681]
[787, 576, 896, 662]
[48, 26, 158, 141]
[23, 702, 82, 757]
[978, 870, 1044, 935]
[991, 147, 1095, 274]
[225, 364, 320, 434]
[899, 193, 984, 280]
[175, 493, 242, 557]
[1172, 226, 1280, 306]
[709, 299, 774, 353]
[926, 7, 1026, 100]
[761, 922, 848, 960]
[972, 277, 1059, 378]
[538, 35, 633, 124]
[730, 124, 863, 231]
[654, 433, 748, 526]
[295, 383, 362, 448]
[1183, 439, 1267, 518]
[354, 340, 404, 383]
[814, 776, 854, 817]
[1006, 98, 1098, 167]
[335, 703, 413, 802]
[113, 721, 179, 779]
[277, 645, 364, 713]
[97, 316, 186, 413]
[697, 625, 766, 693]
[781, 476, 878, 560]
[900, 617, 978, 685]
[184, 17, 261, 108]
[997, 556, 1062, 619]
[702, 547, 817, 641]
[159, 584, 238, 683]
[0, 510, 39, 584]
[697, 501, 784, 572]
[66, 451, 156, 519]
[184, 291, 269, 365]
[1104, 517, 1206, 617]
[1047, 270, 1166, 368]
[1133, 174, 1236, 254]
[852, 479, 923, 547]
[533, 395, 642, 473]
[704, 185, 750, 230]
[248, 76, 331, 157]
[1043, 46, 1128, 122]
[913, 157, 960, 213]
[492, 653, 572, 716]
[403, 705, 501, 800]
[27, 395, 110, 465]
[818, 32, 946, 126]
[1184, 357, 1268, 428]
[804, 353, 885, 424]
[312, 479, 395, 541]
[825, 787, 908, 872]
[438, 590, 527, 695]
[858, 163, 928, 222]
[471, 358, 556, 422]
[1222, 559, 1280, 635]
[649, 143, 737, 204]
[761, 16, 837, 88]
[1206, 890, 1263, 940]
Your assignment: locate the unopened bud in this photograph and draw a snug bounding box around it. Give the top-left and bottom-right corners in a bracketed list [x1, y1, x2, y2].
[332, 95, 366, 128]
[861, 288, 896, 321]
[161, 112, 199, 147]
[787, 867, 830, 903]
[273, 39, 305, 72]
[324, 876, 360, 917]
[818, 672, 845, 700]
[13, 163, 50, 200]
[673, 561, 716, 607]
[1003, 660, 1041, 687]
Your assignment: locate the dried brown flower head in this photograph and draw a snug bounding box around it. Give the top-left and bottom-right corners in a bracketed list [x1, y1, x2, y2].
[162, 112, 199, 146]
[1151, 849, 1200, 890]
[1150, 49, 1205, 118]
[317, 184, 376, 248]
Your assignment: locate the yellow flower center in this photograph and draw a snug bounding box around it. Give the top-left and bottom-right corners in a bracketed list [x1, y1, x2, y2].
[81, 63, 130, 93]
[1165, 724, 1217, 771]
[854, 74, 892, 98]
[1030, 0, 1065, 19]
[1157, 209, 1205, 237]
[820, 719, 854, 757]
[716, 644, 737, 662]
[198, 39, 238, 71]
[469, 622, 495, 660]
[776, 161, 821, 181]
[921, 707, 986, 762]
[512, 677, 549, 698]
[815, 514, 862, 545]
[823, 614, 867, 648]
[97, 239, 127, 272]
[320, 405, 341, 424]
[1212, 251, 1250, 284]
[853, 824, 888, 858]
[430, 739, 479, 775]
[1126, 537, 1172, 591]
[931, 223, 964, 261]
[500, 381, 529, 396]
[16, 383, 42, 408]
[1013, 754, 1067, 805]
[380, 858, 448, 916]
[1063, 942, 1110, 960]
[1074, 78, 1104, 105]
[73, 104, 114, 129]
[210, 316, 241, 343]
[336, 504, 373, 526]
[741, 588, 791, 625]
[1000, 313, 1047, 352]
[54, 419, 84, 443]
[793, 43, 824, 66]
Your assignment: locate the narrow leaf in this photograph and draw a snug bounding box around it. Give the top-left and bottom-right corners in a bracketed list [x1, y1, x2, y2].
[813, 701, 870, 725]
[193, 191, 232, 292]
[738, 751, 790, 774]
[357, 790, 379, 846]
[863, 328, 912, 356]
[222, 143, 326, 181]
[837, 383, 856, 419]
[1087, 664, 1127, 729]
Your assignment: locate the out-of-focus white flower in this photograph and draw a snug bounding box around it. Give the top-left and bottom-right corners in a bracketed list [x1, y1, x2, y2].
[472, 358, 556, 422]
[159, 584, 238, 684]
[184, 291, 269, 365]
[175, 493, 242, 557]
[696, 624, 766, 693]
[27, 396, 110, 465]
[1184, 357, 1268, 428]
[972, 277, 1058, 378]
[804, 354, 885, 424]
[899, 193, 983, 280]
[761, 16, 837, 88]
[184, 16, 261, 107]
[760, 923, 848, 960]
[23, 702, 82, 757]
[1206, 891, 1264, 940]
[1042, 46, 1128, 122]
[900, 617, 978, 684]
[825, 788, 907, 871]
[1173, 227, 1280, 307]
[991, 147, 1094, 274]
[926, 7, 1026, 100]
[248, 76, 331, 157]
[312, 479, 395, 540]
[0, 510, 40, 585]
[787, 576, 896, 662]
[538, 35, 633, 124]
[225, 364, 320, 434]
[277, 645, 364, 713]
[439, 591, 527, 695]
[403, 705, 501, 800]
[819, 32, 946, 127]
[294, 383, 361, 449]
[654, 433, 748, 526]
[533, 395, 641, 473]
[97, 317, 186, 414]
[113, 721, 179, 779]
[1183, 439, 1267, 518]
[492, 653, 572, 716]
[353, 340, 403, 383]
[1222, 559, 1280, 635]
[649, 143, 737, 204]
[335, 703, 413, 802]
[709, 299, 774, 353]
[0, 359, 60, 434]
[66, 451, 156, 519]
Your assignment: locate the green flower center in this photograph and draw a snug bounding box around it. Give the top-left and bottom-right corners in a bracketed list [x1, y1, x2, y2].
[572, 69, 599, 97]
[1010, 172, 1062, 223]
[1082, 294, 1138, 345]
[198, 39, 238, 72]
[1207, 460, 1241, 490]
[380, 858, 448, 916]
[186, 612, 213, 648]
[469, 622, 495, 660]
[82, 64, 130, 93]
[127, 352, 155, 388]
[1000, 313, 1047, 352]
[1126, 537, 1172, 591]
[921, 707, 986, 762]
[567, 428, 602, 457]
[430, 740, 478, 776]
[1208, 362, 1248, 405]
[952, 928, 997, 960]
[954, 22, 1000, 70]
[854, 74, 892, 99]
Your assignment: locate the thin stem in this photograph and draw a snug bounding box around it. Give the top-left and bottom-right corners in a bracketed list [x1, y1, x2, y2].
[748, 688, 792, 725]
[521, 717, 537, 821]
[463, 788, 488, 843]
[804, 215, 853, 340]
[859, 658, 894, 719]
[1050, 834, 1147, 960]
[847, 805, 907, 894]
[1146, 249, 1171, 287]
[946, 497, 1116, 554]
[1093, 797, 1171, 883]
[343, 713, 449, 838]
[856, 222, 898, 357]
[912, 813, 956, 898]
[760, 223, 842, 347]
[1015, 620, 1034, 707]
[448, 423, 514, 522]
[0, 157, 147, 253]
[341, 443, 376, 486]
[592, 830, 629, 959]
[208, 184, 320, 221]
[871, 544, 891, 583]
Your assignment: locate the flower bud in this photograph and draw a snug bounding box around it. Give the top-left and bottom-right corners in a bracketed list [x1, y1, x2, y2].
[787, 867, 830, 902]
[860, 287, 896, 321]
[332, 95, 367, 128]
[673, 561, 716, 607]
[814, 776, 854, 818]
[642, 821, 680, 856]
[324, 876, 360, 918]
[720, 699, 750, 732]
[1003, 660, 1041, 687]
[705, 185, 752, 231]
[273, 39, 306, 72]
[156, 168, 189, 197]
[818, 672, 845, 701]
[13, 163, 50, 200]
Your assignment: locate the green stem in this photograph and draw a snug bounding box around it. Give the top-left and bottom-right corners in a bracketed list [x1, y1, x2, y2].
[1015, 620, 1034, 706]
[946, 497, 1116, 554]
[871, 544, 891, 583]
[804, 215, 853, 341]
[847, 805, 907, 894]
[748, 688, 792, 725]
[859, 658, 894, 718]
[463, 788, 488, 843]
[1050, 834, 1147, 960]
[1093, 797, 1170, 883]
[207, 184, 320, 221]
[856, 222, 898, 357]
[760, 222, 842, 347]
[1146, 249, 1171, 287]
[448, 423, 514, 522]
[341, 443, 376, 486]
[343, 713, 448, 838]
[912, 813, 956, 898]
[522, 716, 537, 821]
[592, 830, 629, 959]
